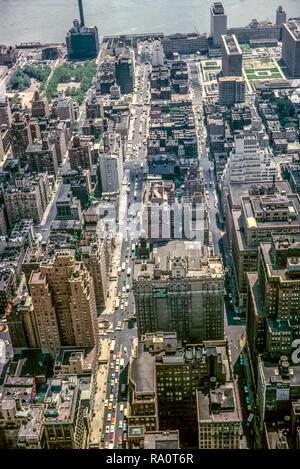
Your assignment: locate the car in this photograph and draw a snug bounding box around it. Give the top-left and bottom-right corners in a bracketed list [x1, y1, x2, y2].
[118, 436, 122, 445]
[101, 434, 105, 442]
[110, 433, 114, 443]
[113, 354, 116, 361]
[2, 318, 7, 323]
[111, 373, 115, 380]
[111, 417, 115, 425]
[105, 399, 108, 407]
[107, 413, 111, 422]
[246, 396, 250, 404]
[123, 422, 127, 432]
[4, 340, 9, 346]
[105, 426, 110, 434]
[108, 443, 114, 449]
[113, 403, 117, 410]
[109, 393, 114, 402]
[119, 420, 123, 429]
[108, 402, 112, 410]
[104, 441, 109, 449]
[110, 362, 114, 369]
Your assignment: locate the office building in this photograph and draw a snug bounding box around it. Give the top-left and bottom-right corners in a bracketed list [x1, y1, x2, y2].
[221, 35, 242, 77]
[26, 136, 58, 176]
[233, 192, 300, 306]
[99, 134, 123, 193]
[52, 93, 76, 121]
[29, 251, 98, 355]
[197, 382, 242, 449]
[0, 376, 42, 449]
[10, 112, 31, 167]
[115, 49, 135, 94]
[128, 332, 236, 447]
[6, 295, 39, 352]
[85, 96, 104, 120]
[0, 268, 16, 315]
[31, 91, 50, 118]
[127, 427, 180, 449]
[68, 136, 92, 171]
[41, 376, 91, 449]
[218, 76, 245, 106]
[276, 5, 287, 26]
[0, 97, 12, 128]
[210, 2, 227, 47]
[282, 21, 300, 78]
[80, 241, 108, 309]
[133, 241, 224, 343]
[151, 41, 165, 66]
[247, 234, 300, 376]
[223, 132, 278, 185]
[66, 0, 99, 60]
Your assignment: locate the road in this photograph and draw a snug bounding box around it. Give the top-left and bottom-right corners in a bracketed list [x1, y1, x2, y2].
[99, 40, 152, 449]
[188, 61, 245, 367]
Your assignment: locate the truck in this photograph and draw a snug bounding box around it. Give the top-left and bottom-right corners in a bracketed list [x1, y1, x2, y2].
[127, 267, 131, 277]
[110, 340, 115, 354]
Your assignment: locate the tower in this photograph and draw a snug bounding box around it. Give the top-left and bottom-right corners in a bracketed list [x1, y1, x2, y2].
[78, 0, 85, 28]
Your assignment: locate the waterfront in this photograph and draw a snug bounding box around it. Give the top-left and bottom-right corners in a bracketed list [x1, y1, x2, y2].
[0, 0, 299, 45]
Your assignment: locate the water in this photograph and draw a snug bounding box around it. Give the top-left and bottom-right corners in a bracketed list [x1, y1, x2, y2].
[0, 0, 299, 45]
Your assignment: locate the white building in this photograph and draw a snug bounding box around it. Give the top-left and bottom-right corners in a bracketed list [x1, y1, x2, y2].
[222, 132, 278, 186]
[151, 41, 165, 66]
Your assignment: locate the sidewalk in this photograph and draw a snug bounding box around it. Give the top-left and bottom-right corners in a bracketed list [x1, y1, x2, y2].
[89, 338, 110, 446]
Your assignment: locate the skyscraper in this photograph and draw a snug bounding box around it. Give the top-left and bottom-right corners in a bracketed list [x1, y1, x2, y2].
[133, 241, 224, 343]
[210, 2, 227, 47]
[29, 251, 98, 355]
[66, 0, 99, 60]
[282, 21, 300, 78]
[221, 34, 242, 76]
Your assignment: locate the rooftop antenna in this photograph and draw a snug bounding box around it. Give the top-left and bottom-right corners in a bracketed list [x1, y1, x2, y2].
[78, 0, 85, 28]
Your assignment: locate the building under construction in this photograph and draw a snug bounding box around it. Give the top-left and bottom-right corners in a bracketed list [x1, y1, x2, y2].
[66, 0, 99, 60]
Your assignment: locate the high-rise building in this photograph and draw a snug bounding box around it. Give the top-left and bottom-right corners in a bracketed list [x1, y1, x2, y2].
[66, 0, 99, 60]
[197, 382, 242, 449]
[115, 49, 135, 94]
[276, 5, 287, 27]
[80, 241, 108, 309]
[151, 41, 165, 66]
[218, 76, 245, 106]
[68, 135, 92, 171]
[29, 251, 98, 355]
[210, 2, 227, 47]
[232, 192, 300, 306]
[128, 332, 239, 448]
[10, 112, 31, 167]
[26, 136, 58, 176]
[133, 241, 224, 343]
[282, 21, 300, 78]
[221, 35, 242, 76]
[223, 132, 278, 185]
[31, 91, 50, 118]
[246, 234, 300, 376]
[41, 376, 91, 449]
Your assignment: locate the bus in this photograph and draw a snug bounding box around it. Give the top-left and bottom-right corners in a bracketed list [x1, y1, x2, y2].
[120, 359, 124, 369]
[110, 340, 115, 354]
[127, 267, 131, 277]
[115, 298, 120, 310]
[121, 262, 126, 271]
